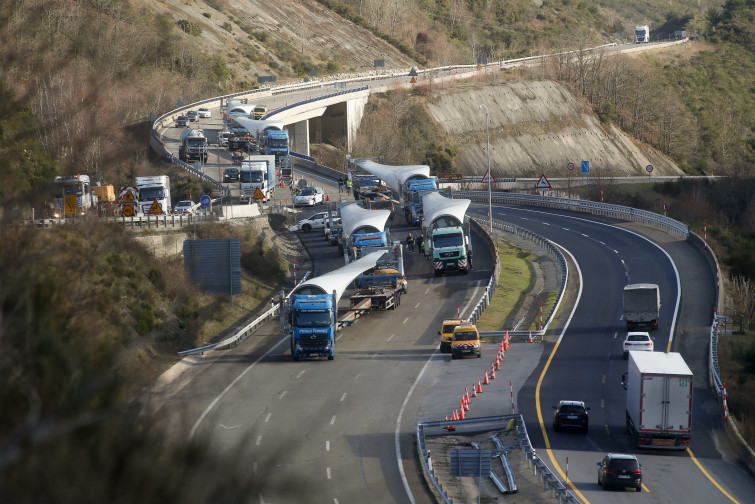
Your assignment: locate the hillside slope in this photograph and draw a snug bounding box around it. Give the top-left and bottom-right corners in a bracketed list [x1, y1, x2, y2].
[428, 81, 682, 177]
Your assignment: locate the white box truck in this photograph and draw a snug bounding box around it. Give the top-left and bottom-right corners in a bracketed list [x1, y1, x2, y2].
[239, 154, 276, 203]
[635, 25, 650, 43]
[623, 351, 692, 450]
[623, 283, 660, 330]
[136, 175, 171, 215]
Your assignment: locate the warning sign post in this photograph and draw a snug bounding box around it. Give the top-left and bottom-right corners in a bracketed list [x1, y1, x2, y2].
[535, 174, 551, 193]
[148, 199, 164, 215]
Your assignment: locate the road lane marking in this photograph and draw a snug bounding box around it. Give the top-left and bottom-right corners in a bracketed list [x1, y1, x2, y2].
[414, 302, 421, 309]
[402, 317, 409, 324]
[459, 280, 483, 319]
[387, 334, 394, 341]
[601, 375, 606, 384]
[340, 393, 347, 402]
[219, 424, 239, 430]
[581, 233, 589, 238]
[279, 390, 287, 399]
[264, 413, 271, 423]
[336, 333, 344, 341]
[424, 288, 430, 295]
[189, 335, 289, 440]
[614, 249, 619, 254]
[688, 448, 741, 503]
[330, 415, 336, 425]
[256, 435, 262, 446]
[296, 370, 306, 379]
[326, 440, 330, 451]
[327, 467, 331, 479]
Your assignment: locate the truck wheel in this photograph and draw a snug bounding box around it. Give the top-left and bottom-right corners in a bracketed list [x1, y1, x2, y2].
[636, 485, 642, 492]
[434, 269, 441, 277]
[328, 355, 334, 360]
[302, 224, 311, 232]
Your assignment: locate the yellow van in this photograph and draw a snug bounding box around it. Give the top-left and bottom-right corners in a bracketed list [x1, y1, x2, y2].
[438, 319, 462, 353]
[253, 105, 267, 119]
[451, 322, 481, 359]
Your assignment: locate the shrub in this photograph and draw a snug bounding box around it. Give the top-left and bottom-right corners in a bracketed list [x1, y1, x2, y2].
[176, 20, 202, 36]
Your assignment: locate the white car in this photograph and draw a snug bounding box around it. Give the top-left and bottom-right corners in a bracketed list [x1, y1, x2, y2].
[622, 332, 654, 359]
[186, 110, 199, 122]
[294, 186, 325, 206]
[296, 211, 330, 232]
[197, 107, 211, 119]
[174, 200, 197, 215]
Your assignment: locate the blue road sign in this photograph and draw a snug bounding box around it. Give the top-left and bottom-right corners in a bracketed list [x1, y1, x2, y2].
[581, 160, 590, 173]
[199, 194, 212, 207]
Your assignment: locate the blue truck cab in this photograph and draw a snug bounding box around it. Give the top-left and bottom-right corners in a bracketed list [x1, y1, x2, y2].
[260, 129, 290, 161]
[290, 294, 336, 360]
[351, 231, 390, 259]
[402, 177, 438, 225]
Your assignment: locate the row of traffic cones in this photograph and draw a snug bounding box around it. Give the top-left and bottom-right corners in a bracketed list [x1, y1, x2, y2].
[444, 340, 509, 431]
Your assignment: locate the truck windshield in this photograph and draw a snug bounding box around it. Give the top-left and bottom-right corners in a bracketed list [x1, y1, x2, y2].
[60, 185, 83, 195]
[294, 310, 332, 327]
[434, 233, 463, 248]
[454, 331, 477, 341]
[240, 172, 264, 183]
[139, 188, 165, 200]
[268, 138, 288, 148]
[187, 138, 206, 147]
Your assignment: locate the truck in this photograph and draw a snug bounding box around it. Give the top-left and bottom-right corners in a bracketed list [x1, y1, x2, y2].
[350, 245, 406, 310]
[136, 175, 171, 215]
[253, 105, 267, 119]
[239, 155, 276, 203]
[258, 128, 290, 161]
[338, 203, 392, 261]
[178, 129, 208, 162]
[635, 25, 650, 43]
[279, 156, 293, 183]
[53, 174, 98, 218]
[623, 283, 660, 330]
[285, 251, 387, 361]
[421, 192, 472, 276]
[623, 351, 692, 450]
[401, 177, 440, 225]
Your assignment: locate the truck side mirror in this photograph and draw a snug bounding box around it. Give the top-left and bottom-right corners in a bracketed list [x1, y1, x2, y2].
[620, 372, 627, 390]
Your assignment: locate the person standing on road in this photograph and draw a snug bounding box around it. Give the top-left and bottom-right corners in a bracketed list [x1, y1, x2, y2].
[345, 178, 352, 195]
[418, 236, 425, 255]
[406, 233, 415, 254]
[338, 176, 344, 193]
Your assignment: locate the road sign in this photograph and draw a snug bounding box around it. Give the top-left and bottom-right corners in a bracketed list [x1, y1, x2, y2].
[437, 173, 462, 182]
[148, 199, 164, 215]
[481, 169, 496, 183]
[410, 76, 417, 84]
[253, 187, 265, 200]
[646, 164, 654, 173]
[199, 194, 212, 207]
[581, 160, 590, 173]
[567, 162, 575, 171]
[121, 191, 136, 204]
[121, 204, 135, 217]
[536, 174, 551, 190]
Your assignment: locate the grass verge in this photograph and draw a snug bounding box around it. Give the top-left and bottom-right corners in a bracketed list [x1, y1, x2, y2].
[476, 240, 533, 333]
[716, 330, 755, 448]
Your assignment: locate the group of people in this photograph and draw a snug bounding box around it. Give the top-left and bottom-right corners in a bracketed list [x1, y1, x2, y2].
[337, 176, 352, 193]
[406, 233, 426, 257]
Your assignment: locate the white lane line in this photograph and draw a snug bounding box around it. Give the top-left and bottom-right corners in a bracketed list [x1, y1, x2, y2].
[326, 440, 330, 451]
[614, 249, 620, 254]
[424, 287, 430, 295]
[334, 499, 339, 504]
[621, 259, 626, 266]
[336, 333, 344, 341]
[264, 413, 272, 423]
[296, 370, 306, 379]
[330, 415, 336, 425]
[459, 280, 483, 319]
[256, 435, 262, 446]
[387, 334, 394, 342]
[414, 302, 421, 309]
[189, 335, 289, 440]
[279, 390, 287, 399]
[581, 233, 589, 238]
[542, 222, 550, 226]
[340, 393, 347, 402]
[402, 317, 409, 324]
[327, 467, 332, 479]
[562, 227, 570, 231]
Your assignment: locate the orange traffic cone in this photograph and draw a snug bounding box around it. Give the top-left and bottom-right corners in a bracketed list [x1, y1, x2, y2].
[465, 387, 470, 404]
[462, 398, 468, 412]
[477, 380, 483, 393]
[452, 410, 458, 421]
[325, 194, 331, 202]
[495, 355, 501, 370]
[444, 415, 455, 431]
[483, 370, 490, 385]
[472, 384, 478, 398]
[459, 406, 466, 419]
[491, 367, 496, 380]
[528, 331, 533, 343]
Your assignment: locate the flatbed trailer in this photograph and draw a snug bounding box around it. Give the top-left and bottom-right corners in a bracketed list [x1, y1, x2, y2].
[350, 285, 402, 310]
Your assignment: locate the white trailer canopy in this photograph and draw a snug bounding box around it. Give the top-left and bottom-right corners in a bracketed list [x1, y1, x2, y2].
[291, 251, 385, 303]
[340, 204, 391, 237]
[232, 117, 285, 134]
[356, 160, 430, 193]
[421, 192, 470, 229]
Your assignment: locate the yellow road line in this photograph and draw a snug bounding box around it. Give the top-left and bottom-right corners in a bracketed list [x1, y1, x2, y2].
[688, 448, 741, 504]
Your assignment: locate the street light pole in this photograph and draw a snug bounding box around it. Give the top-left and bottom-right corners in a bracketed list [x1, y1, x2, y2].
[479, 104, 492, 233]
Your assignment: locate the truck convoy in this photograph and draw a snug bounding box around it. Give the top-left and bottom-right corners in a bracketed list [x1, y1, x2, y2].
[285, 251, 393, 361]
[135, 175, 171, 215]
[239, 155, 276, 203]
[350, 245, 406, 310]
[623, 351, 692, 450]
[421, 192, 472, 276]
[231, 117, 290, 163]
[635, 25, 650, 43]
[338, 203, 392, 261]
[178, 129, 208, 163]
[53, 174, 97, 218]
[623, 283, 660, 330]
[402, 176, 441, 225]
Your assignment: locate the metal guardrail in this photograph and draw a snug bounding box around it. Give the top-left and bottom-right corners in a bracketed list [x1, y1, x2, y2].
[417, 415, 580, 504]
[177, 271, 311, 356]
[264, 86, 369, 119]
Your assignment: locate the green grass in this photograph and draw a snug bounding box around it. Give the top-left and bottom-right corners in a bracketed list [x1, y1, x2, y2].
[476, 241, 533, 332]
[717, 330, 755, 448]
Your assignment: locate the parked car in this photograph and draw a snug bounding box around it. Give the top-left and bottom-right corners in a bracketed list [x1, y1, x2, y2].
[223, 167, 240, 183]
[622, 332, 654, 359]
[174, 200, 197, 215]
[186, 110, 199, 122]
[197, 107, 211, 119]
[553, 400, 589, 433]
[296, 211, 330, 232]
[175, 115, 188, 127]
[294, 186, 325, 206]
[597, 453, 642, 491]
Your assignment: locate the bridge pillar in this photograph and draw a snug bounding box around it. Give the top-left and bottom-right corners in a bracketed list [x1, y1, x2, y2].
[289, 121, 310, 157]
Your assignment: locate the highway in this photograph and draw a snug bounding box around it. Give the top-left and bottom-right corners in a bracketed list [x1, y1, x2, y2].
[154, 80, 755, 502]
